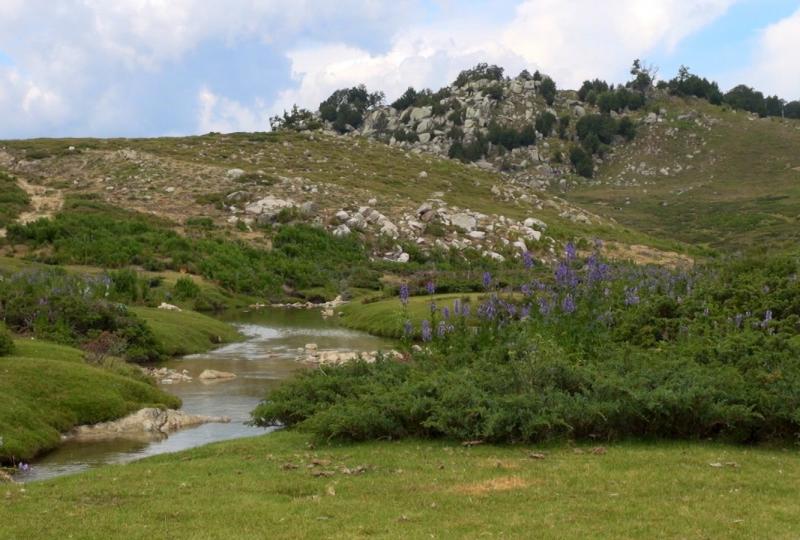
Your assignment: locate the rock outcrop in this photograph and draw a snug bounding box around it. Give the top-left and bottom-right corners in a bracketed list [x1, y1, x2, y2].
[65, 408, 231, 441]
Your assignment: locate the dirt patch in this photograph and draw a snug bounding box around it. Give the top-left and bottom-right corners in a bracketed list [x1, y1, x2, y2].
[604, 241, 693, 268]
[16, 178, 64, 225]
[452, 475, 531, 496]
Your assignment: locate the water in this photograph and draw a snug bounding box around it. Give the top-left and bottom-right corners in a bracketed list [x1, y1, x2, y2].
[21, 308, 392, 482]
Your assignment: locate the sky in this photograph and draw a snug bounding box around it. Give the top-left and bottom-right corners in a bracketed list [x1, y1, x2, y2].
[0, 0, 798, 139]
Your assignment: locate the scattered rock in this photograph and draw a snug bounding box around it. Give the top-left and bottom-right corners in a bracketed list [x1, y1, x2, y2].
[198, 369, 237, 381]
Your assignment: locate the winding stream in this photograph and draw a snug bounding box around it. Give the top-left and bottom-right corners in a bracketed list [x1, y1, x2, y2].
[21, 309, 392, 482]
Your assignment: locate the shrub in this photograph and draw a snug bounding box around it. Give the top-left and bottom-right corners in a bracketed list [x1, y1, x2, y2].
[570, 146, 594, 178]
[0, 270, 163, 362]
[535, 112, 556, 137]
[391, 87, 418, 110]
[558, 115, 571, 139]
[173, 277, 201, 300]
[487, 122, 536, 151]
[618, 116, 636, 141]
[319, 85, 384, 133]
[0, 323, 14, 356]
[485, 83, 504, 100]
[576, 114, 618, 148]
[254, 248, 800, 445]
[539, 76, 557, 105]
[454, 63, 505, 87]
[0, 171, 30, 229]
[667, 66, 723, 105]
[724, 85, 767, 116]
[269, 105, 321, 131]
[578, 79, 609, 102]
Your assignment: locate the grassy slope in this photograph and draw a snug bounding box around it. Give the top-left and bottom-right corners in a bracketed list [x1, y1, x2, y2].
[0, 340, 180, 461]
[0, 171, 29, 229]
[340, 293, 482, 338]
[2, 431, 799, 539]
[568, 97, 800, 251]
[0, 132, 685, 257]
[132, 307, 242, 357]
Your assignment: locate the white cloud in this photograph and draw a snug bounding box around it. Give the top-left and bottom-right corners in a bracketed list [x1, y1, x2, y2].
[197, 87, 267, 133]
[745, 7, 800, 99]
[0, 0, 415, 136]
[271, 0, 739, 116]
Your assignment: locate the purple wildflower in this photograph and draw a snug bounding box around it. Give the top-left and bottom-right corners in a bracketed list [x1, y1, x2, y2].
[482, 271, 492, 289]
[624, 288, 640, 306]
[538, 297, 552, 317]
[437, 321, 447, 338]
[521, 283, 531, 296]
[520, 304, 531, 319]
[421, 320, 432, 342]
[453, 299, 462, 317]
[442, 307, 450, 321]
[426, 281, 436, 295]
[403, 320, 413, 337]
[562, 294, 576, 314]
[522, 251, 534, 270]
[399, 284, 409, 306]
[565, 242, 577, 260]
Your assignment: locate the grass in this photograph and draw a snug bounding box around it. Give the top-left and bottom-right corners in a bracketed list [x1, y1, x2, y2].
[2, 430, 799, 538]
[568, 97, 800, 251]
[0, 171, 29, 228]
[339, 293, 483, 338]
[0, 340, 180, 462]
[132, 307, 243, 357]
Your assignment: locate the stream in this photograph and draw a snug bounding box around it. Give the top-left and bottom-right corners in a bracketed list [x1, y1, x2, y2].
[20, 308, 392, 483]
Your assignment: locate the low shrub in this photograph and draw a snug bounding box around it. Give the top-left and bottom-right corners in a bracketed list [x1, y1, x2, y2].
[0, 323, 14, 356]
[254, 248, 800, 444]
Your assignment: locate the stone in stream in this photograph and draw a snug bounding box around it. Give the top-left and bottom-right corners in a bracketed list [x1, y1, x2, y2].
[198, 369, 237, 381]
[65, 408, 231, 441]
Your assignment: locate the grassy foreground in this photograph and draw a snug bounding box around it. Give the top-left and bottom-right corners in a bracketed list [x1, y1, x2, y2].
[0, 340, 180, 462]
[132, 307, 243, 356]
[2, 431, 799, 538]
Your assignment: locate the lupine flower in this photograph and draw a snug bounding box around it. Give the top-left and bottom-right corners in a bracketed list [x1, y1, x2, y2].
[421, 320, 432, 342]
[403, 320, 413, 337]
[482, 271, 492, 289]
[538, 297, 552, 316]
[426, 281, 436, 295]
[522, 251, 534, 270]
[430, 301, 437, 314]
[437, 321, 447, 338]
[520, 304, 531, 319]
[521, 283, 531, 296]
[399, 284, 409, 306]
[555, 262, 577, 289]
[565, 242, 577, 260]
[461, 303, 471, 318]
[453, 299, 461, 317]
[624, 287, 640, 306]
[478, 298, 498, 321]
[562, 294, 576, 314]
[442, 307, 450, 321]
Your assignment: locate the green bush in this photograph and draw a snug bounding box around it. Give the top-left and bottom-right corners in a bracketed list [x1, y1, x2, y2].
[570, 146, 594, 178]
[0, 270, 163, 362]
[535, 112, 556, 137]
[539, 76, 557, 105]
[254, 249, 800, 445]
[0, 171, 30, 229]
[173, 277, 201, 300]
[0, 323, 14, 356]
[454, 63, 504, 87]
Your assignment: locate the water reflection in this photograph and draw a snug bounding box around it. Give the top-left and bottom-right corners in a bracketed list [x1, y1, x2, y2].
[22, 308, 392, 482]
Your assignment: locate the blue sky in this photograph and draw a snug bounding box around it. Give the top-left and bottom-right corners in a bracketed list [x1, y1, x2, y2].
[0, 0, 798, 139]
